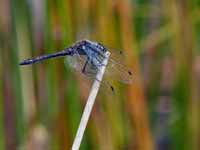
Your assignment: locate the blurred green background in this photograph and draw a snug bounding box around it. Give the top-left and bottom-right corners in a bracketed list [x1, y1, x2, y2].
[0, 0, 200, 150]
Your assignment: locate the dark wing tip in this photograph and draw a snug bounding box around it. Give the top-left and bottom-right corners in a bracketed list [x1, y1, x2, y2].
[110, 86, 115, 92]
[128, 70, 132, 75]
[19, 61, 26, 65]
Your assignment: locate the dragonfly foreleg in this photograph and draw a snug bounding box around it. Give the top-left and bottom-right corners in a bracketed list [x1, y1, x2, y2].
[82, 57, 89, 74]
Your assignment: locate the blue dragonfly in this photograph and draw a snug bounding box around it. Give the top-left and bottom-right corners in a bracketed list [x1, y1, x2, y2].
[20, 40, 133, 92]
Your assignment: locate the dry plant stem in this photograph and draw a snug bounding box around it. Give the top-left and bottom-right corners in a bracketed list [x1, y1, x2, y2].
[71, 51, 110, 150]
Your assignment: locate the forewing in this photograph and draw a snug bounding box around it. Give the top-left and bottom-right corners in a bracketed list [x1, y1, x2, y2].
[105, 50, 133, 84]
[64, 49, 125, 94]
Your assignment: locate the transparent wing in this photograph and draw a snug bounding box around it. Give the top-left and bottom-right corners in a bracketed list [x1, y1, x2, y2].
[65, 54, 85, 72]
[64, 52, 116, 93]
[105, 50, 133, 84]
[64, 49, 131, 93]
[64, 51, 97, 75]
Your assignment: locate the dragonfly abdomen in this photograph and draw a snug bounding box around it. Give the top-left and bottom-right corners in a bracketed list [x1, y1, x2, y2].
[19, 48, 73, 65]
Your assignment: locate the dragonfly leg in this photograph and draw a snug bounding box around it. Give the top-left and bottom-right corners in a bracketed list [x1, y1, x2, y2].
[82, 58, 89, 74]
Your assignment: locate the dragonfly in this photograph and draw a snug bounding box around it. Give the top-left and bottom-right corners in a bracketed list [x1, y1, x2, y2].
[20, 39, 133, 92]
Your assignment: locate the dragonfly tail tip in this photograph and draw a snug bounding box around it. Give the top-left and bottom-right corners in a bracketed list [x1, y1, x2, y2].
[19, 60, 31, 66]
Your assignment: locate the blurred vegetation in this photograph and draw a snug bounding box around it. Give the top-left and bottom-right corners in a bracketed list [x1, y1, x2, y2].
[1, 0, 200, 150]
